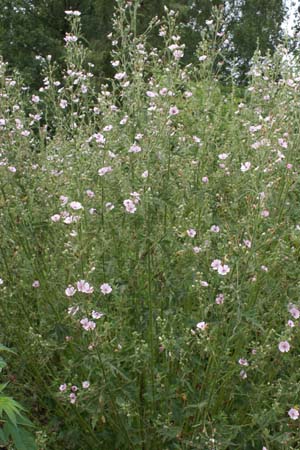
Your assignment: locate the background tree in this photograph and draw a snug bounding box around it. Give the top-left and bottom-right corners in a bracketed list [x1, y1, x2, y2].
[0, 0, 288, 87]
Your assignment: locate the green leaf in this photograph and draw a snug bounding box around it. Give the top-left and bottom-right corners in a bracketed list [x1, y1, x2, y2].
[0, 428, 8, 445]
[0, 344, 16, 354]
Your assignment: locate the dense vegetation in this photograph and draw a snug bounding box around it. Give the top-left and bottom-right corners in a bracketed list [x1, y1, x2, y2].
[0, 0, 289, 86]
[1, 1, 300, 449]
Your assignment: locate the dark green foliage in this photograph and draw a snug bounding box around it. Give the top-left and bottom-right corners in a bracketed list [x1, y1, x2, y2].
[0, 0, 287, 86]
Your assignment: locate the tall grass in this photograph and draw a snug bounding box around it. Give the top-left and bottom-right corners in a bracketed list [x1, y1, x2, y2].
[1, 2, 300, 449]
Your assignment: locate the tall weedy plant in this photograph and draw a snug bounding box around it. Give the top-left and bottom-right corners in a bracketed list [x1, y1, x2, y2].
[1, 1, 300, 448]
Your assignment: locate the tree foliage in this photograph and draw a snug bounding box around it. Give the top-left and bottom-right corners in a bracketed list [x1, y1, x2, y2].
[0, 0, 287, 85]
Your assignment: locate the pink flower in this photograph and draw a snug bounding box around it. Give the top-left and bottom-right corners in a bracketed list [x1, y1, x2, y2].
[146, 91, 157, 98]
[65, 285, 76, 297]
[238, 358, 249, 366]
[71, 385, 78, 392]
[114, 72, 126, 80]
[129, 144, 141, 153]
[130, 192, 141, 204]
[31, 95, 40, 103]
[218, 153, 229, 160]
[217, 264, 230, 276]
[59, 383, 67, 392]
[215, 293, 224, 304]
[278, 341, 290, 353]
[187, 228, 196, 238]
[82, 381, 90, 389]
[287, 320, 295, 328]
[261, 210, 269, 218]
[100, 283, 112, 295]
[202, 176, 209, 183]
[60, 195, 68, 206]
[64, 216, 75, 224]
[76, 280, 94, 294]
[211, 259, 221, 270]
[173, 49, 184, 59]
[80, 318, 96, 331]
[32, 280, 40, 288]
[240, 370, 247, 379]
[51, 214, 61, 222]
[289, 305, 300, 319]
[193, 246, 201, 254]
[86, 190, 95, 198]
[243, 239, 252, 248]
[200, 281, 208, 287]
[60, 99, 68, 109]
[278, 138, 288, 148]
[123, 199, 136, 214]
[69, 393, 77, 404]
[70, 201, 83, 210]
[196, 321, 207, 330]
[98, 166, 113, 176]
[210, 225, 220, 233]
[92, 133, 106, 144]
[64, 34, 78, 43]
[92, 310, 104, 319]
[288, 408, 299, 420]
[241, 162, 251, 172]
[169, 106, 179, 116]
